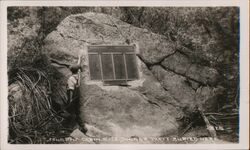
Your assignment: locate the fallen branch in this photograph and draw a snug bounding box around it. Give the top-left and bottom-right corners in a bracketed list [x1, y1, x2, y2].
[204, 112, 239, 116]
[217, 116, 238, 120]
[178, 122, 193, 137]
[200, 110, 217, 138]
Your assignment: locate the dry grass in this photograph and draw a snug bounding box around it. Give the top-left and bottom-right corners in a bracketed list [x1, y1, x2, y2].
[8, 67, 67, 144]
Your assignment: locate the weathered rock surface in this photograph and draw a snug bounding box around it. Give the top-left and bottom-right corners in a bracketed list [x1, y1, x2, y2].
[44, 13, 176, 64]
[79, 82, 178, 138]
[151, 66, 196, 105]
[151, 65, 224, 111]
[161, 52, 220, 85]
[195, 86, 225, 112]
[44, 12, 222, 140]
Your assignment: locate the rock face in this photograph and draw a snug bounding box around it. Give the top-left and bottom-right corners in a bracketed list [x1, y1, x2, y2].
[44, 12, 221, 139]
[44, 13, 176, 64]
[79, 82, 178, 138]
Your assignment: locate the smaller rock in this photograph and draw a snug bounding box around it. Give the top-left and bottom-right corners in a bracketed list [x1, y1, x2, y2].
[70, 129, 86, 139]
[85, 124, 111, 138]
[68, 128, 95, 144]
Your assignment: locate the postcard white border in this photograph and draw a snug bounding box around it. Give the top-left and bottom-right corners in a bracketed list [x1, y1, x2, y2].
[1, 0, 249, 150]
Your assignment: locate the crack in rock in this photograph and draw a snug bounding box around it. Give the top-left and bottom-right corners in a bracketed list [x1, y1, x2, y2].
[136, 50, 177, 70]
[136, 51, 216, 87]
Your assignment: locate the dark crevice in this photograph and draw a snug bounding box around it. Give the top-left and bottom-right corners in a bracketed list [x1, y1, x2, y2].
[59, 33, 65, 39]
[136, 51, 210, 88]
[136, 54, 153, 69]
[184, 79, 197, 91]
[162, 86, 168, 91]
[154, 50, 178, 65]
[147, 100, 161, 109]
[136, 50, 177, 70]
[176, 49, 190, 59]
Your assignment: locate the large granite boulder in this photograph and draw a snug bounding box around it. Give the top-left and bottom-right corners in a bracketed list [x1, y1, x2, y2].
[44, 12, 222, 140]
